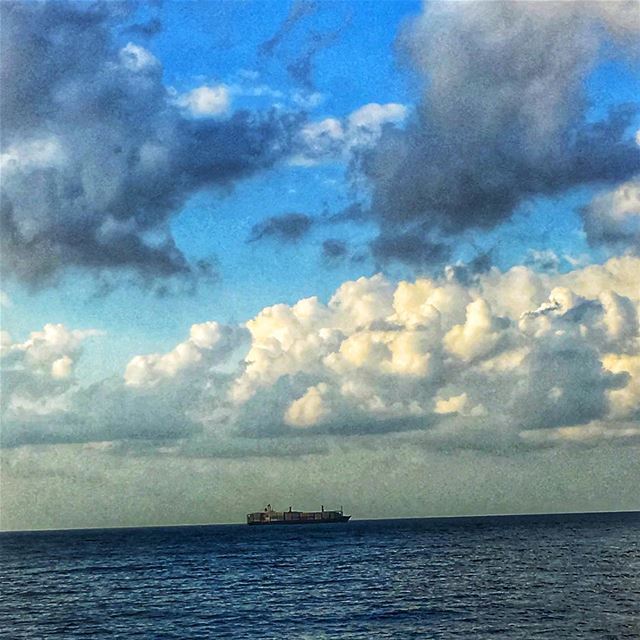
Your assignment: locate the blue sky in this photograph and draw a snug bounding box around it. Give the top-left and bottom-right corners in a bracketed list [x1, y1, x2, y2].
[1, 1, 639, 529]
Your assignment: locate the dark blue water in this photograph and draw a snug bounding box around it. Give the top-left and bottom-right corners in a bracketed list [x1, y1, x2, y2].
[1, 512, 639, 639]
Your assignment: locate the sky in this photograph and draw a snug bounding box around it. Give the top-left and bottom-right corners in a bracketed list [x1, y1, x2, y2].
[1, 0, 639, 531]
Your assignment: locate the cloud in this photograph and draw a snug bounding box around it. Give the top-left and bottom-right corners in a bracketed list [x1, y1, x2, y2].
[356, 1, 640, 265]
[1, 324, 102, 425]
[284, 382, 330, 427]
[292, 103, 408, 166]
[247, 212, 315, 243]
[125, 321, 248, 387]
[443, 299, 508, 363]
[119, 41, 159, 71]
[322, 239, 348, 263]
[1, 321, 239, 447]
[176, 84, 231, 118]
[347, 103, 408, 144]
[122, 18, 163, 39]
[581, 177, 640, 251]
[229, 257, 640, 445]
[0, 2, 302, 288]
[434, 393, 486, 418]
[524, 249, 561, 273]
[286, 26, 343, 90]
[258, 0, 348, 91]
[259, 1, 318, 57]
[370, 231, 450, 268]
[3, 257, 639, 452]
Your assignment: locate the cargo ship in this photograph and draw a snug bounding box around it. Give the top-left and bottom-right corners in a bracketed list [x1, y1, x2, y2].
[246, 504, 350, 525]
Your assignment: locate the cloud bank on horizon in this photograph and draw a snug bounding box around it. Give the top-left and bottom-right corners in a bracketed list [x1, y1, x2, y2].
[3, 255, 639, 453]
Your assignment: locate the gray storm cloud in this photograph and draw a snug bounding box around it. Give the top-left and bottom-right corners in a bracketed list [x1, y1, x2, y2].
[0, 1, 302, 287]
[359, 1, 640, 266]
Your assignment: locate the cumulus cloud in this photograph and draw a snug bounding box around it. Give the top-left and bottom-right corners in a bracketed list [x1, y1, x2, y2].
[125, 321, 247, 386]
[434, 393, 486, 418]
[443, 299, 508, 363]
[0, 324, 102, 432]
[356, 1, 640, 265]
[3, 257, 639, 451]
[284, 382, 330, 427]
[1, 324, 101, 382]
[0, 2, 302, 288]
[119, 41, 159, 71]
[1, 321, 241, 447]
[230, 257, 640, 445]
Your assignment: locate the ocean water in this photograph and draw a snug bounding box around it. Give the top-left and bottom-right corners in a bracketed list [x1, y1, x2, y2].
[1, 512, 638, 639]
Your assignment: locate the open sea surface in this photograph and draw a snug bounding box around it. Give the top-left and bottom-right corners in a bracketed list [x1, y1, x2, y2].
[1, 512, 639, 639]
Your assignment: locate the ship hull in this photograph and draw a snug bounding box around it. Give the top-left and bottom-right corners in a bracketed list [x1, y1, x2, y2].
[247, 515, 351, 525]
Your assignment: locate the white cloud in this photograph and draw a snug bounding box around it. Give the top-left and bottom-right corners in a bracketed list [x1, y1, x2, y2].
[294, 102, 408, 165]
[520, 421, 640, 445]
[434, 393, 486, 417]
[1, 324, 103, 432]
[2, 323, 101, 375]
[176, 84, 231, 118]
[443, 299, 506, 362]
[285, 383, 331, 427]
[119, 43, 159, 72]
[51, 355, 73, 380]
[125, 321, 245, 386]
[347, 102, 408, 146]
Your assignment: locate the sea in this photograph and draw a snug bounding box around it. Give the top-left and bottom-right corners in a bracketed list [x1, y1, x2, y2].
[1, 512, 638, 639]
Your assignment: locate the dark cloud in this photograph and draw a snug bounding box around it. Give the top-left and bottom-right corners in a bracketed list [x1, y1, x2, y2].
[248, 213, 314, 243]
[286, 27, 343, 90]
[259, 0, 318, 57]
[0, 1, 302, 288]
[122, 17, 162, 38]
[357, 2, 640, 266]
[326, 202, 369, 224]
[258, 0, 348, 90]
[580, 178, 640, 252]
[322, 238, 347, 263]
[370, 229, 450, 268]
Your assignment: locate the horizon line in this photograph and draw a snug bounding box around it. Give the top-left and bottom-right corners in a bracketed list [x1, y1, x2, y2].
[2, 508, 639, 535]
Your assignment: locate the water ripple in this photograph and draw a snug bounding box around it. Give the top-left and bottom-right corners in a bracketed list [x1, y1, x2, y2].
[1, 513, 639, 639]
